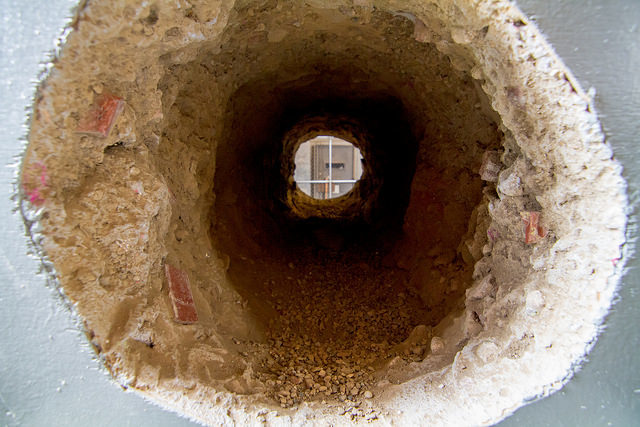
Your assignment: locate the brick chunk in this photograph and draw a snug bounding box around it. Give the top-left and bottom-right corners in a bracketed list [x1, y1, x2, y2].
[76, 93, 124, 137]
[164, 264, 198, 324]
[521, 211, 547, 244]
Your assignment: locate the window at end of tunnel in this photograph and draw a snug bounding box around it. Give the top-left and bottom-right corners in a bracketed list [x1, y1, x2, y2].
[294, 136, 363, 200]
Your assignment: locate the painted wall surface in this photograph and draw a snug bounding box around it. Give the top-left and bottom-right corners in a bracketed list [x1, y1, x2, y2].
[0, 0, 637, 425]
[501, 1, 640, 424]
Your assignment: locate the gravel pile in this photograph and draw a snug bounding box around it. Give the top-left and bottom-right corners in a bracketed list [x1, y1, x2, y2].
[255, 253, 430, 408]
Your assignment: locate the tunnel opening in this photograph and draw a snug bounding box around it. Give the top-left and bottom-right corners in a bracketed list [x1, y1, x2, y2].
[293, 135, 364, 200]
[208, 72, 458, 405]
[21, 0, 627, 424]
[180, 5, 497, 407]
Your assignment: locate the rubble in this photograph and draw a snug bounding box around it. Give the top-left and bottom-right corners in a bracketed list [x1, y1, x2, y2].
[254, 254, 431, 408]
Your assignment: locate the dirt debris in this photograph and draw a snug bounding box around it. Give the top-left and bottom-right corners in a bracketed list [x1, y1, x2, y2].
[229, 249, 437, 409]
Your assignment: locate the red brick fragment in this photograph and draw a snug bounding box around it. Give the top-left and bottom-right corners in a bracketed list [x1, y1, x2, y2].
[164, 264, 198, 324]
[76, 93, 124, 138]
[521, 211, 547, 244]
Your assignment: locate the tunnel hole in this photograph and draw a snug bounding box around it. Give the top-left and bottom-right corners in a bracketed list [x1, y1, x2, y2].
[22, 0, 627, 423]
[201, 12, 488, 403]
[152, 1, 498, 408]
[208, 78, 443, 406]
[293, 135, 364, 200]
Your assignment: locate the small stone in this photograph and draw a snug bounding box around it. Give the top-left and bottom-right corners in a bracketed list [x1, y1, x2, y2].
[479, 151, 501, 182]
[77, 269, 97, 285]
[175, 230, 187, 242]
[497, 168, 524, 197]
[430, 336, 444, 354]
[506, 86, 527, 108]
[467, 275, 493, 300]
[131, 181, 144, 195]
[525, 290, 545, 315]
[475, 341, 499, 363]
[464, 311, 484, 337]
[363, 390, 373, 399]
[267, 28, 288, 43]
[90, 190, 104, 201]
[413, 18, 430, 43]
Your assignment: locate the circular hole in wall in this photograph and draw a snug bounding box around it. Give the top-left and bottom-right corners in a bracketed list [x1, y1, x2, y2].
[20, 0, 627, 425]
[294, 135, 364, 200]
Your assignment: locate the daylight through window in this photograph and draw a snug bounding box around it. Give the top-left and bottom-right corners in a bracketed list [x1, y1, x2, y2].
[294, 136, 363, 199]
